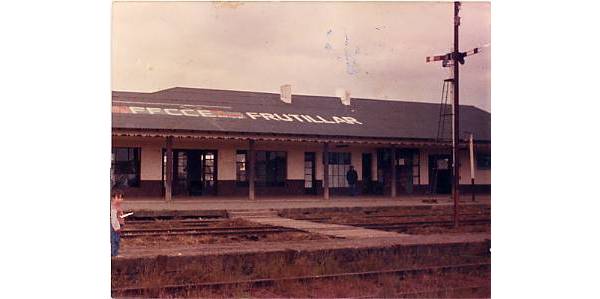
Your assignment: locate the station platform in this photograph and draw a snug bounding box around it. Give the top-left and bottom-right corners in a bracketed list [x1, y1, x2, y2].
[116, 232, 490, 259]
[122, 195, 491, 213]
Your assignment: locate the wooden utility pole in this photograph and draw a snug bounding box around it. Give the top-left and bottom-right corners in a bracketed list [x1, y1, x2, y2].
[323, 142, 330, 200]
[451, 1, 460, 228]
[165, 136, 173, 202]
[469, 133, 476, 202]
[390, 146, 397, 198]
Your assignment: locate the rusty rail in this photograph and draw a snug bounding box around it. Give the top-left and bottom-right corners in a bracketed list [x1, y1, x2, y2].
[121, 226, 298, 237]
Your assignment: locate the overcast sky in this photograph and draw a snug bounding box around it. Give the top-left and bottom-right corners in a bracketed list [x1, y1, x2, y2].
[112, 1, 490, 111]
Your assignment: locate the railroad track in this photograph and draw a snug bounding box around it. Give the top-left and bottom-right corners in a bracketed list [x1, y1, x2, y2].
[293, 213, 490, 222]
[121, 216, 489, 237]
[125, 219, 224, 225]
[122, 218, 296, 237]
[111, 262, 491, 296]
[303, 215, 490, 224]
[354, 218, 490, 229]
[121, 226, 298, 237]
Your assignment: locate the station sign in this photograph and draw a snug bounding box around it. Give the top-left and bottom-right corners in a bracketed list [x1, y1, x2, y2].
[112, 105, 363, 125]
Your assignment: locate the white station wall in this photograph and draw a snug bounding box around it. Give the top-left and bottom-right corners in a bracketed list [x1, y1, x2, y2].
[418, 147, 491, 185]
[113, 136, 163, 181]
[459, 149, 491, 184]
[112, 136, 489, 186]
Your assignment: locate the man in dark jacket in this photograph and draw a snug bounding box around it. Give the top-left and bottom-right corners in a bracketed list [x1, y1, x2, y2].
[346, 166, 359, 196]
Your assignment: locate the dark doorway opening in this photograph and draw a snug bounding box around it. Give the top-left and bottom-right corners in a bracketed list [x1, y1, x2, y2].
[396, 149, 416, 194]
[429, 154, 452, 194]
[304, 152, 316, 194]
[362, 153, 373, 194]
[376, 148, 419, 195]
[163, 149, 218, 196]
[376, 148, 391, 195]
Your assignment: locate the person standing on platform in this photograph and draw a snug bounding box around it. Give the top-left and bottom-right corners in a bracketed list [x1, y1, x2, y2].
[346, 165, 359, 196]
[110, 189, 125, 257]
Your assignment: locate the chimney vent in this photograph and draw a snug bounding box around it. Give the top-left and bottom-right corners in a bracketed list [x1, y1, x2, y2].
[280, 84, 292, 104]
[336, 88, 351, 106]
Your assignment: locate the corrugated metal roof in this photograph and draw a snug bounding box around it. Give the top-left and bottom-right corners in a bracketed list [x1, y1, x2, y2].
[112, 87, 491, 142]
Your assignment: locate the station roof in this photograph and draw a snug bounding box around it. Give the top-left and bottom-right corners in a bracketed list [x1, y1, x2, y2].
[112, 87, 491, 142]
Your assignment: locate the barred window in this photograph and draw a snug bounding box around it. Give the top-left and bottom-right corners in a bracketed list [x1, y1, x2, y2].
[328, 152, 352, 188]
[111, 147, 141, 187]
[236, 150, 287, 187]
[304, 152, 315, 189]
[256, 151, 286, 187]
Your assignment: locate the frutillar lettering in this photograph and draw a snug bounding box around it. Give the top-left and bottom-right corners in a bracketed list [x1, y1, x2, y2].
[120, 106, 362, 125]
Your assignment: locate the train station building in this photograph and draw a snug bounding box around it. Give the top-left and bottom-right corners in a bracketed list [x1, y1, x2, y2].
[111, 87, 491, 200]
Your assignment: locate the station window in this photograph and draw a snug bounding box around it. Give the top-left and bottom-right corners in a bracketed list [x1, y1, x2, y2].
[476, 154, 491, 170]
[236, 150, 287, 187]
[236, 150, 248, 186]
[111, 147, 141, 187]
[304, 153, 315, 189]
[328, 152, 352, 188]
[256, 151, 286, 187]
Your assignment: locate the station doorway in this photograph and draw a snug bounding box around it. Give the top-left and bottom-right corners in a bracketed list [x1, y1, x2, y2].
[396, 149, 416, 194]
[163, 149, 218, 196]
[362, 153, 373, 194]
[376, 148, 418, 195]
[428, 154, 452, 194]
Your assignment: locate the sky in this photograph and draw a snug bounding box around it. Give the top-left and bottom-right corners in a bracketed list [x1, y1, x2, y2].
[112, 1, 490, 112]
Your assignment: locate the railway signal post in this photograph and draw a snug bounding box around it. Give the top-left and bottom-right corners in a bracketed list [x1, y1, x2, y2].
[426, 2, 482, 227]
[452, 1, 460, 228]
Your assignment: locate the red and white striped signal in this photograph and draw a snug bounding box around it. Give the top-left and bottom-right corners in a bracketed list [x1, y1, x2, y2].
[426, 47, 482, 67]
